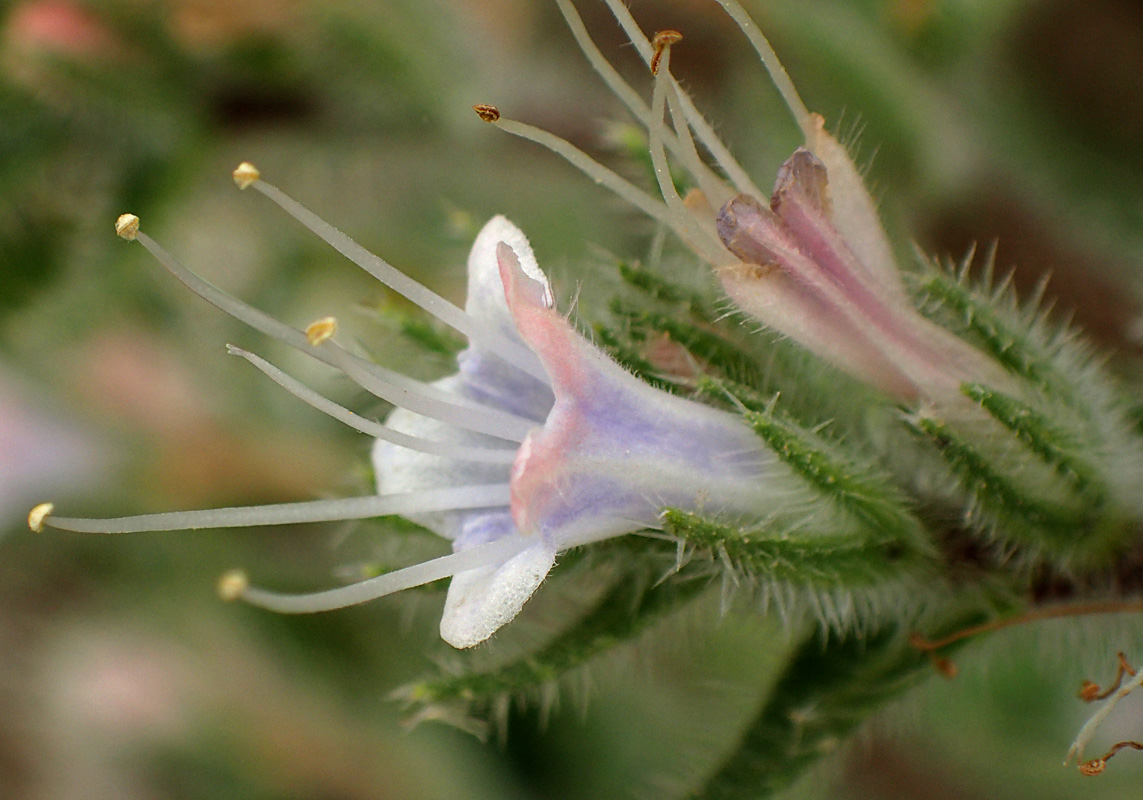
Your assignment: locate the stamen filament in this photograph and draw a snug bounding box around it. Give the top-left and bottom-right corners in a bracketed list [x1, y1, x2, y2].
[1069, 663, 1143, 763]
[321, 340, 535, 442]
[600, 0, 764, 197]
[236, 535, 531, 613]
[247, 180, 548, 383]
[663, 69, 732, 207]
[490, 116, 674, 228]
[229, 346, 518, 464]
[42, 485, 512, 534]
[648, 45, 734, 265]
[553, 0, 731, 201]
[132, 231, 528, 442]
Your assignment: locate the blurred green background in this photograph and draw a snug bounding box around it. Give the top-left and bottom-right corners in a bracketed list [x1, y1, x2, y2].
[1, 0, 1142, 797]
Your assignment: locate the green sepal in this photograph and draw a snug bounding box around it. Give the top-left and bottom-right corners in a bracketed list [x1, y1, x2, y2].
[661, 509, 920, 590]
[918, 268, 1060, 390]
[743, 410, 925, 547]
[908, 415, 1118, 561]
[961, 382, 1101, 493]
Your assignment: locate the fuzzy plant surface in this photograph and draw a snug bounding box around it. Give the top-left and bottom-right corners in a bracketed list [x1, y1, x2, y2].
[23, 0, 1143, 797]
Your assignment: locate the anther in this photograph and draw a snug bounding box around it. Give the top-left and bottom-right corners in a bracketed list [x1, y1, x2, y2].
[651, 30, 682, 75]
[27, 502, 53, 533]
[1079, 681, 1101, 702]
[115, 213, 139, 241]
[305, 316, 338, 346]
[1079, 759, 1106, 776]
[473, 104, 501, 123]
[232, 162, 261, 190]
[217, 569, 249, 602]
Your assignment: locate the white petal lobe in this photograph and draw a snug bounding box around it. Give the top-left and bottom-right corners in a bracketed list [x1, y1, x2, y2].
[439, 542, 558, 648]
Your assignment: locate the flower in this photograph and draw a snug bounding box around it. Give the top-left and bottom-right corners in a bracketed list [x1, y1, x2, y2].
[35, 174, 778, 649]
[377, 216, 777, 647]
[483, 0, 1009, 405]
[715, 147, 1011, 403]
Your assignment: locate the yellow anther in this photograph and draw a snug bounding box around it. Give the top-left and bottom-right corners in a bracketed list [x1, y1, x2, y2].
[232, 162, 261, 190]
[473, 104, 501, 123]
[115, 213, 139, 241]
[27, 502, 53, 533]
[305, 316, 338, 346]
[217, 569, 249, 602]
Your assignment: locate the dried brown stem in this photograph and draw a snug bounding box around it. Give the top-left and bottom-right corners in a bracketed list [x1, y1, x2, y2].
[910, 601, 1143, 653]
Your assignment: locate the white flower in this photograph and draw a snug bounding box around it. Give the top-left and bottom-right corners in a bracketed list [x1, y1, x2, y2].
[36, 174, 778, 649]
[376, 216, 776, 646]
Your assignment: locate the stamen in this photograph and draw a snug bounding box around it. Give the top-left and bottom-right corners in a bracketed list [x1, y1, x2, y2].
[228, 345, 517, 463]
[41, 484, 512, 534]
[650, 30, 682, 76]
[114, 213, 139, 240]
[243, 175, 548, 383]
[647, 40, 733, 265]
[319, 339, 536, 442]
[661, 59, 733, 208]
[27, 502, 53, 532]
[304, 316, 337, 346]
[599, 0, 763, 198]
[710, 0, 813, 137]
[233, 535, 531, 613]
[231, 162, 261, 190]
[553, 0, 729, 200]
[217, 569, 249, 601]
[125, 224, 529, 442]
[476, 110, 674, 228]
[1069, 662, 1143, 764]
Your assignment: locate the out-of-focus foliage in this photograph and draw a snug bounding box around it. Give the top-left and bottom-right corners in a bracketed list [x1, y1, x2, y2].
[1, 1, 1141, 798]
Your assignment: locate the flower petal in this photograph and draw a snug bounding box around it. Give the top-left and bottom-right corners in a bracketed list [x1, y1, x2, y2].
[465, 215, 551, 331]
[456, 216, 555, 419]
[498, 242, 777, 548]
[372, 217, 559, 539]
[439, 539, 558, 648]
